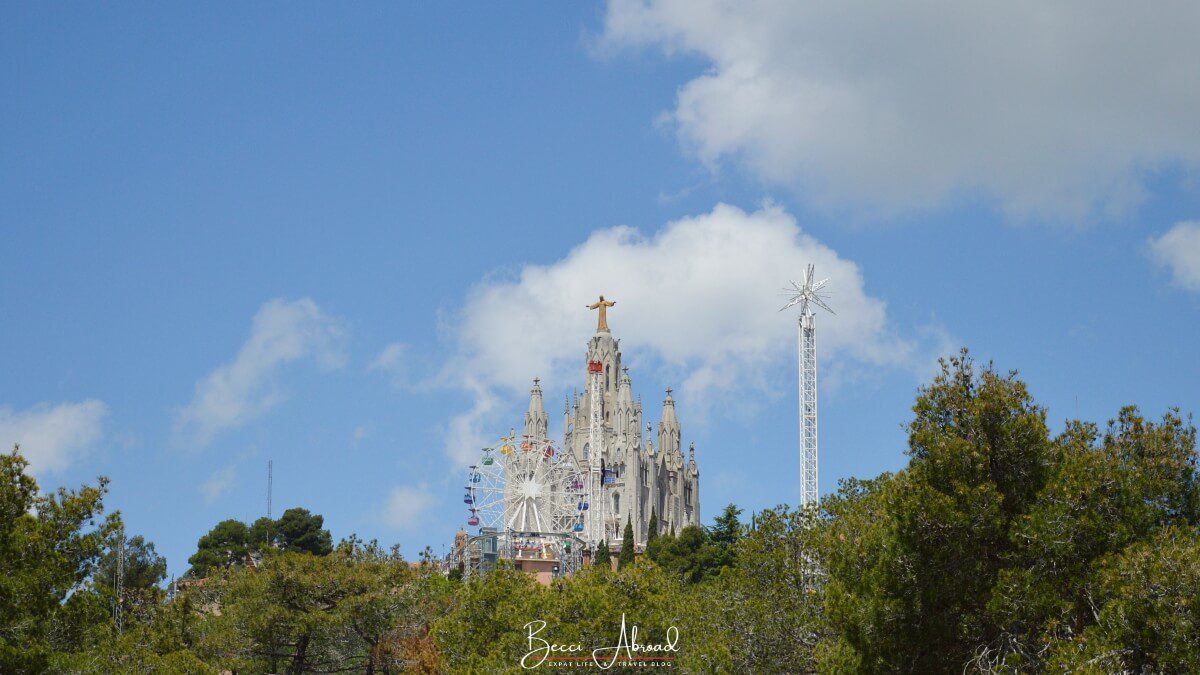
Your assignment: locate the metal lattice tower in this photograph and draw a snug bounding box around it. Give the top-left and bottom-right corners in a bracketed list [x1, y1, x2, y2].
[267, 459, 273, 521]
[781, 265, 834, 509]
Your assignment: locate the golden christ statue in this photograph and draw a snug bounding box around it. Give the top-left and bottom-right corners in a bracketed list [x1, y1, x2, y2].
[587, 295, 616, 331]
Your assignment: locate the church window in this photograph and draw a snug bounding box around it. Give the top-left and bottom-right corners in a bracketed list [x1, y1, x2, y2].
[583, 443, 590, 460]
[613, 492, 620, 514]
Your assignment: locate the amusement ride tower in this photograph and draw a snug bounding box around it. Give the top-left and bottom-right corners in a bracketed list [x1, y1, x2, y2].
[781, 265, 834, 508]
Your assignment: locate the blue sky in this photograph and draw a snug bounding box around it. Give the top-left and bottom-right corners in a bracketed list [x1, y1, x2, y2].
[3, 3, 1199, 578]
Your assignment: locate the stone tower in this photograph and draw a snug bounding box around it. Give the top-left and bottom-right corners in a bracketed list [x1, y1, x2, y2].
[555, 299, 701, 548]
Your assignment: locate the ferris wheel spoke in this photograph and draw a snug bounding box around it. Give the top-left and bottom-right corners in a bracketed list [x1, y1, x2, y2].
[531, 501, 544, 531]
[507, 499, 525, 530]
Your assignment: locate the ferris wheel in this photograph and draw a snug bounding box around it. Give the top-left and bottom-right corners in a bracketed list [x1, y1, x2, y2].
[464, 430, 584, 537]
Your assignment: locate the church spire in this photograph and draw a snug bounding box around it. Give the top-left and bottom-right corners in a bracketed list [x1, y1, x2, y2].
[616, 366, 633, 405]
[524, 377, 548, 441]
[661, 387, 678, 427]
[658, 387, 681, 457]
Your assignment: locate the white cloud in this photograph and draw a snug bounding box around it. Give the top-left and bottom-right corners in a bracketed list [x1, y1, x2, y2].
[442, 202, 939, 465]
[442, 379, 502, 466]
[1149, 221, 1200, 291]
[383, 483, 435, 529]
[601, 1, 1200, 220]
[175, 298, 346, 448]
[199, 464, 237, 503]
[370, 342, 408, 385]
[0, 400, 107, 474]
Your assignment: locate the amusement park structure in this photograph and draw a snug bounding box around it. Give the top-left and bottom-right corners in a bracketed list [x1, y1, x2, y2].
[452, 296, 701, 581]
[780, 265, 834, 509]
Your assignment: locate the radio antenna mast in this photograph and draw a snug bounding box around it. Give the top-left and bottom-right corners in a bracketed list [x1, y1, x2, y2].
[267, 459, 273, 521]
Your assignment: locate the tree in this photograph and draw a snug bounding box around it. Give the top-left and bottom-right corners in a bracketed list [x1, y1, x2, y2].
[275, 507, 333, 556]
[93, 532, 168, 625]
[0, 445, 117, 672]
[202, 540, 445, 674]
[817, 352, 1056, 672]
[710, 504, 743, 548]
[593, 539, 610, 568]
[187, 519, 249, 578]
[247, 516, 276, 550]
[647, 508, 659, 545]
[654, 525, 720, 584]
[189, 508, 332, 578]
[987, 407, 1199, 669]
[701, 505, 824, 672]
[431, 564, 549, 669]
[1046, 525, 1200, 672]
[618, 517, 635, 569]
[710, 503, 744, 569]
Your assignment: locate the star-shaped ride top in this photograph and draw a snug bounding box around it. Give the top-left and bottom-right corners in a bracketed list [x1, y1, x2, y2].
[779, 264, 835, 315]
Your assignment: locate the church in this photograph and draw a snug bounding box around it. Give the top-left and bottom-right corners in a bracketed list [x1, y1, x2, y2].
[520, 296, 701, 549]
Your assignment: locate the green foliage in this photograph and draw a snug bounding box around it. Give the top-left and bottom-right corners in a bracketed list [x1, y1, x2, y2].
[196, 537, 450, 673]
[700, 505, 823, 672]
[186, 519, 249, 578]
[593, 539, 610, 568]
[647, 507, 658, 545]
[432, 559, 701, 672]
[815, 352, 1057, 672]
[247, 515, 275, 548]
[275, 507, 334, 556]
[645, 524, 667, 562]
[432, 563, 550, 670]
[618, 517, 635, 569]
[93, 533, 168, 627]
[1046, 525, 1200, 672]
[814, 353, 1200, 673]
[646, 518, 740, 584]
[187, 507, 333, 578]
[8, 349, 1199, 673]
[0, 446, 117, 672]
[709, 503, 743, 569]
[988, 407, 1200, 669]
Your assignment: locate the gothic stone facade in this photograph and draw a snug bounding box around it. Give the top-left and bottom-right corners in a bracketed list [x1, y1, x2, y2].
[521, 322, 700, 548]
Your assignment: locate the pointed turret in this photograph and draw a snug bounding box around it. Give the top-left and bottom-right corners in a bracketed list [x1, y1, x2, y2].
[523, 377, 548, 441]
[657, 387, 681, 457]
[660, 387, 678, 427]
[617, 367, 633, 404]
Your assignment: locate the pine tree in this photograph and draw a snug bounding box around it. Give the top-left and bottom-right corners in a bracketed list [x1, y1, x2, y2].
[593, 539, 610, 568]
[647, 508, 659, 545]
[618, 517, 635, 569]
[711, 504, 743, 548]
